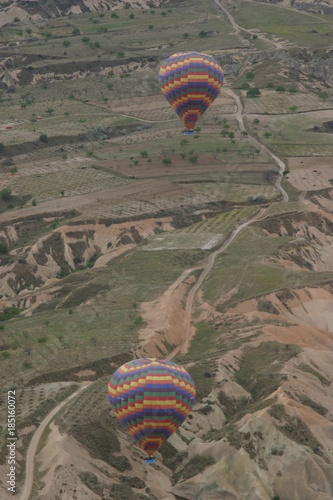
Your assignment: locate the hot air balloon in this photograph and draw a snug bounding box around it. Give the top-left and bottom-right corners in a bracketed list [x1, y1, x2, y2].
[159, 51, 223, 134]
[108, 358, 195, 463]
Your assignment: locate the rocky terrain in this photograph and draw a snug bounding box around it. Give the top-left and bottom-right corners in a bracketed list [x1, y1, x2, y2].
[0, 0, 332, 498]
[0, 0, 166, 27]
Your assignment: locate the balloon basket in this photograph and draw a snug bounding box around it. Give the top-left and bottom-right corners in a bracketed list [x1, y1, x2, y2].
[185, 130, 194, 135]
[144, 457, 156, 464]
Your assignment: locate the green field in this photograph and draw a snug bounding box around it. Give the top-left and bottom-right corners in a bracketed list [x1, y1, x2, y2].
[232, 1, 333, 48]
[203, 226, 333, 308]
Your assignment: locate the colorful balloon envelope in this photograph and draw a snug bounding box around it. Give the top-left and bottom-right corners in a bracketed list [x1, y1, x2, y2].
[159, 51, 223, 132]
[108, 358, 195, 458]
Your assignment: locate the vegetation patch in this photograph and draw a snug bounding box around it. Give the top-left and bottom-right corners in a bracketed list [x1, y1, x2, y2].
[71, 411, 131, 470]
[172, 455, 216, 484]
[78, 471, 103, 496]
[257, 299, 279, 314]
[295, 394, 327, 417]
[297, 363, 330, 386]
[269, 404, 326, 459]
[28, 353, 131, 385]
[234, 342, 300, 401]
[159, 441, 188, 471]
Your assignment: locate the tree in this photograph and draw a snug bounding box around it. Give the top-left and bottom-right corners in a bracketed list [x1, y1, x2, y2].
[276, 85, 285, 93]
[72, 28, 80, 36]
[199, 30, 208, 37]
[46, 108, 54, 115]
[1, 188, 12, 201]
[253, 118, 260, 125]
[39, 134, 48, 143]
[247, 87, 261, 97]
[241, 82, 250, 90]
[288, 87, 297, 94]
[63, 40, 71, 47]
[183, 33, 189, 39]
[129, 13, 135, 19]
[162, 158, 171, 166]
[245, 71, 255, 80]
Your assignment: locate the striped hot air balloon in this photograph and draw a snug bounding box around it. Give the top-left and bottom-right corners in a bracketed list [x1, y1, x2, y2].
[108, 358, 195, 461]
[159, 51, 223, 133]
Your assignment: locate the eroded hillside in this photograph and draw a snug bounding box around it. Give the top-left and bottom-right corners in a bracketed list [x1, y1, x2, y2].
[0, 0, 333, 498]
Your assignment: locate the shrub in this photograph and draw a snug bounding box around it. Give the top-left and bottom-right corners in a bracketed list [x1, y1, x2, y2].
[0, 242, 8, 254]
[276, 85, 285, 93]
[39, 134, 48, 143]
[245, 71, 255, 80]
[72, 28, 80, 36]
[247, 87, 260, 97]
[199, 30, 207, 37]
[1, 188, 11, 201]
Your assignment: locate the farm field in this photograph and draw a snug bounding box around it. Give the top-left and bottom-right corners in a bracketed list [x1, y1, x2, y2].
[232, 0, 333, 48]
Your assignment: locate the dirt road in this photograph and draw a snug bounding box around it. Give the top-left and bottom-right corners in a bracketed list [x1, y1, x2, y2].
[20, 383, 90, 500]
[224, 88, 289, 202]
[167, 208, 265, 360]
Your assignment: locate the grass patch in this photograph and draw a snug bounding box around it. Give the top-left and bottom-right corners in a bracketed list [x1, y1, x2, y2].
[159, 441, 188, 471]
[297, 363, 331, 386]
[234, 341, 300, 401]
[172, 455, 215, 484]
[203, 226, 333, 307]
[233, 1, 333, 48]
[269, 404, 327, 459]
[295, 394, 327, 416]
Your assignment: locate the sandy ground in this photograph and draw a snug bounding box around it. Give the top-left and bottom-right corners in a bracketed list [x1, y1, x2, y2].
[287, 156, 333, 191]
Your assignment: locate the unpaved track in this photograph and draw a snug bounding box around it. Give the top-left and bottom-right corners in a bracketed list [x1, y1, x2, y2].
[224, 88, 289, 202]
[166, 0, 290, 359]
[20, 383, 90, 500]
[167, 208, 265, 360]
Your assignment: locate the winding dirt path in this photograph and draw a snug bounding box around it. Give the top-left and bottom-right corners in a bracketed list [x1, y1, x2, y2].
[224, 88, 289, 202]
[167, 208, 266, 360]
[20, 383, 91, 500]
[165, 0, 291, 359]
